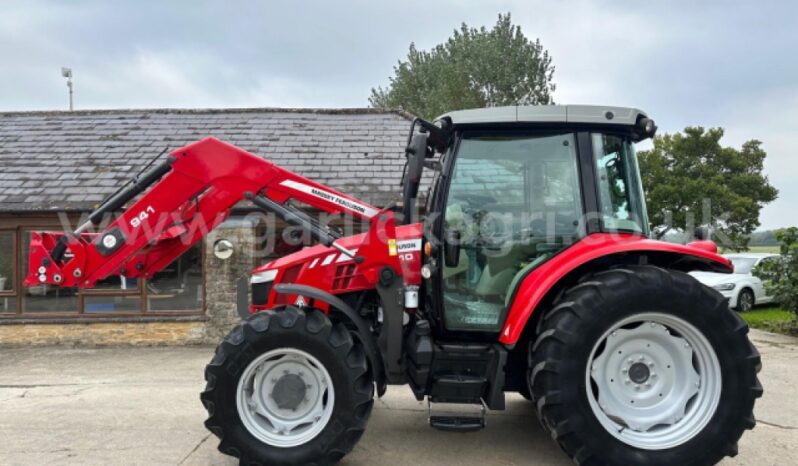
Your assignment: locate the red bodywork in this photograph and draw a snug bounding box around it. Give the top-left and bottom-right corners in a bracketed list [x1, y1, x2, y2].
[250, 222, 423, 312]
[499, 233, 731, 344]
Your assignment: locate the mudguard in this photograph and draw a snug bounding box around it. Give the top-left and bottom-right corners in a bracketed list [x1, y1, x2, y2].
[272, 283, 387, 395]
[499, 233, 732, 345]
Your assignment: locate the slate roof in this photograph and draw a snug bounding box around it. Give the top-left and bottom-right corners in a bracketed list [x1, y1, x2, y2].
[0, 108, 413, 212]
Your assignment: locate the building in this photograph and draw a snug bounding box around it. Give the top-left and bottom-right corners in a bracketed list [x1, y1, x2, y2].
[0, 107, 411, 345]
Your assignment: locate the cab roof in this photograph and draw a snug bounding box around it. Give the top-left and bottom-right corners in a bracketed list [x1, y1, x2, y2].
[437, 104, 648, 127]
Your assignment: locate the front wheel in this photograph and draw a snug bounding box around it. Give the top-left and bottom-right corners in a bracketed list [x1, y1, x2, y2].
[736, 288, 755, 312]
[530, 266, 762, 466]
[201, 306, 374, 466]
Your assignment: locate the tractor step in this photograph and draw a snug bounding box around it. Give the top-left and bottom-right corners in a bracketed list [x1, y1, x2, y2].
[430, 374, 488, 404]
[428, 399, 486, 432]
[429, 415, 485, 432]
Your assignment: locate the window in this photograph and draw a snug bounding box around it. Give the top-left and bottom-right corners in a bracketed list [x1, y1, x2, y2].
[83, 274, 141, 314]
[84, 294, 143, 313]
[592, 134, 650, 235]
[0, 222, 204, 318]
[728, 256, 758, 275]
[147, 246, 203, 311]
[0, 231, 16, 313]
[441, 132, 583, 331]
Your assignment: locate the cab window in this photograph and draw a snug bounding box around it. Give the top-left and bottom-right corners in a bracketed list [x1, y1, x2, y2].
[441, 132, 582, 331]
[592, 134, 650, 235]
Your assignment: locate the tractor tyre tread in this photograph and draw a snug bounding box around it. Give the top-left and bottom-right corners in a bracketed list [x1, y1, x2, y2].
[201, 306, 373, 466]
[530, 265, 761, 466]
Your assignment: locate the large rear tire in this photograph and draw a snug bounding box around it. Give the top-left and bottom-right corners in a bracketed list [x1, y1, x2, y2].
[530, 266, 762, 466]
[201, 306, 374, 466]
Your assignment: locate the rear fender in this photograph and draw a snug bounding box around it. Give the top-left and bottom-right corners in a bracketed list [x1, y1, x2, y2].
[500, 233, 732, 345]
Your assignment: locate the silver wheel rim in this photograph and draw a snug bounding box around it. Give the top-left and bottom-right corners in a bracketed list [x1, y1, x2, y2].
[586, 312, 722, 450]
[236, 348, 335, 448]
[739, 292, 753, 311]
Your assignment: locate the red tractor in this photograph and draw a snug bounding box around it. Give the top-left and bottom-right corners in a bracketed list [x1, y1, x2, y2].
[25, 105, 761, 465]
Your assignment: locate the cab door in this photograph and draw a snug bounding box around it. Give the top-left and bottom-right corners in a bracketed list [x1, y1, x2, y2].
[437, 131, 583, 332]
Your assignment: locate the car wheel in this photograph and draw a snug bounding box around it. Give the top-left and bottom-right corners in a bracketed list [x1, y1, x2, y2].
[737, 288, 754, 312]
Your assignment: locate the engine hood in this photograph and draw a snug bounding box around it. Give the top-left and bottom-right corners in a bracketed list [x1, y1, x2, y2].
[251, 222, 424, 284]
[257, 233, 365, 274]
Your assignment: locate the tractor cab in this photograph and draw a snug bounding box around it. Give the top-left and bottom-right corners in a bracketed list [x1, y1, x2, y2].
[404, 105, 658, 334]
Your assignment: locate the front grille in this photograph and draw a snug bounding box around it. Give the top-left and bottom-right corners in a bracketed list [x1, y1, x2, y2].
[252, 281, 273, 306]
[332, 264, 357, 290]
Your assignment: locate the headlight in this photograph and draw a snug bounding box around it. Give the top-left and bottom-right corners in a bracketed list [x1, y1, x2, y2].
[250, 269, 278, 284]
[713, 283, 736, 291]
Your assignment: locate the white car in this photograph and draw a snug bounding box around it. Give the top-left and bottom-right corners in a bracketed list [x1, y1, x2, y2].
[690, 253, 779, 311]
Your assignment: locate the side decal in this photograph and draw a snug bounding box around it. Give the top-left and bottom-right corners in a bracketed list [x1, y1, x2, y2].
[279, 179, 379, 218]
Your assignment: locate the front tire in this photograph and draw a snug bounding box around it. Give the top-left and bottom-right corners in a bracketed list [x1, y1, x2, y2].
[530, 266, 762, 466]
[201, 306, 374, 466]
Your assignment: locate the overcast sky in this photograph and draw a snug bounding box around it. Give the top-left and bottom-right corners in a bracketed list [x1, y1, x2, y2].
[0, 0, 795, 230]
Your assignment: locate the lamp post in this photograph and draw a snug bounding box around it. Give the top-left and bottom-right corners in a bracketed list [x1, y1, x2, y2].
[61, 67, 73, 111]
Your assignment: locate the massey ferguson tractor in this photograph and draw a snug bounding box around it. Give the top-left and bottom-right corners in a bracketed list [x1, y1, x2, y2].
[25, 105, 761, 465]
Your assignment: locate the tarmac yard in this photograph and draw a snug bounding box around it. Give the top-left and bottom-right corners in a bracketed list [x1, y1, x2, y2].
[0, 328, 795, 465]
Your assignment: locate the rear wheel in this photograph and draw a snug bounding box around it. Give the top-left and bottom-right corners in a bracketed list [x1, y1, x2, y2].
[530, 266, 762, 466]
[201, 306, 374, 466]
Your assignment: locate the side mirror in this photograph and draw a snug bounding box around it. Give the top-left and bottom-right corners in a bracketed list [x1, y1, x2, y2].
[444, 229, 461, 268]
[401, 133, 430, 225]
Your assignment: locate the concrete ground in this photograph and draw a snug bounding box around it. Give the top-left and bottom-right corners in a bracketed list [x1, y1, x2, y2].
[0, 329, 795, 466]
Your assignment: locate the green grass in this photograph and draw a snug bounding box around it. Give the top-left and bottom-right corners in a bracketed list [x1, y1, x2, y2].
[719, 245, 780, 254]
[746, 246, 780, 253]
[740, 306, 797, 335]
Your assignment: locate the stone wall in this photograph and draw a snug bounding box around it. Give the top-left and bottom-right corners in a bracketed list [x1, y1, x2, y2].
[200, 219, 258, 342]
[0, 320, 207, 346]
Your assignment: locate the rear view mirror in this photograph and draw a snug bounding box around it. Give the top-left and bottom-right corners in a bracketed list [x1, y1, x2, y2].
[401, 133, 431, 225]
[444, 229, 461, 268]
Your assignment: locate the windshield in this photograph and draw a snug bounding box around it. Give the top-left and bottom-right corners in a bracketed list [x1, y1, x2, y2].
[447, 132, 584, 242]
[592, 134, 650, 235]
[726, 257, 758, 274]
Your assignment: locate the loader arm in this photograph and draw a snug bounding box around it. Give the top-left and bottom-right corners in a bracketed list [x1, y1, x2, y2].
[24, 137, 381, 288]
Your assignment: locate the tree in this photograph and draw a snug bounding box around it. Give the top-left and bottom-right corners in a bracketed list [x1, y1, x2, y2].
[369, 13, 555, 119]
[754, 227, 798, 318]
[638, 127, 778, 249]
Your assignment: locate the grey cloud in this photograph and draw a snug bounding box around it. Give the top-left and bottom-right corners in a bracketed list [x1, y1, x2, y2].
[0, 0, 795, 228]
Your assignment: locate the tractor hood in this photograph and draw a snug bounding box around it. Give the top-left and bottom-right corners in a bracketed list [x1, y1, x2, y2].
[258, 233, 364, 275]
[255, 223, 423, 275]
[249, 223, 423, 310]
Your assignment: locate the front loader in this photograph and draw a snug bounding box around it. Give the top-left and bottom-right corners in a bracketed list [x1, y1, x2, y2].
[25, 105, 762, 466]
